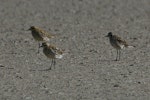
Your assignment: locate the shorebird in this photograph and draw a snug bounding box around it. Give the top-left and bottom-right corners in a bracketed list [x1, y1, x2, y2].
[40, 42, 64, 70]
[28, 26, 56, 53]
[106, 32, 134, 61]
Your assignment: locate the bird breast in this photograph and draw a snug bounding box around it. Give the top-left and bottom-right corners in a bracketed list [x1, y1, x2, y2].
[43, 48, 55, 58]
[32, 31, 43, 41]
[109, 37, 122, 49]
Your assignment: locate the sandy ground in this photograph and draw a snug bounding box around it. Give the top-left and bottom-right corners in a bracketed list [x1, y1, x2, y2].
[0, 0, 150, 100]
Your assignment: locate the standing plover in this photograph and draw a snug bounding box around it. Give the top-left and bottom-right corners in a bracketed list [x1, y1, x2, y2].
[28, 26, 55, 53]
[106, 32, 134, 61]
[40, 42, 64, 70]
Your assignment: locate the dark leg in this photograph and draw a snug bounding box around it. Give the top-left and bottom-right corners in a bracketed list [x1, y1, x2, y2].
[50, 59, 54, 69]
[39, 59, 53, 71]
[116, 50, 118, 61]
[118, 50, 121, 60]
[37, 42, 40, 54]
[53, 59, 56, 69]
[44, 59, 53, 71]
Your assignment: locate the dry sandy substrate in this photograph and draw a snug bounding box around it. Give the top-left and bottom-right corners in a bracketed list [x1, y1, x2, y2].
[0, 0, 150, 100]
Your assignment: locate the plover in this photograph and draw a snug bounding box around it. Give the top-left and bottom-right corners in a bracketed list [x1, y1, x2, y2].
[28, 26, 55, 53]
[106, 32, 134, 61]
[40, 42, 64, 70]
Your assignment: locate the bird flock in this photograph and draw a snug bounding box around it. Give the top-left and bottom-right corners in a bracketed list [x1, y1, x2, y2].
[28, 26, 65, 70]
[28, 26, 134, 70]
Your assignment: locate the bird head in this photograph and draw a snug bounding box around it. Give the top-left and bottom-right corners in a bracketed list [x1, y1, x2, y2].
[28, 26, 36, 31]
[40, 42, 48, 48]
[106, 32, 113, 37]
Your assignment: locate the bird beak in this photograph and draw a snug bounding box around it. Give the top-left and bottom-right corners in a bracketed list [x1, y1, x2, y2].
[105, 35, 108, 37]
[40, 45, 43, 48]
[27, 28, 31, 31]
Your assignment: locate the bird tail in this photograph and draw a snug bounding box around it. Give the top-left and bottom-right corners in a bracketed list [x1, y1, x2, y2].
[126, 45, 135, 48]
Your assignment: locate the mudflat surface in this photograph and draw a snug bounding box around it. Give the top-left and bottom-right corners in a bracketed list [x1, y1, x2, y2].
[0, 0, 150, 100]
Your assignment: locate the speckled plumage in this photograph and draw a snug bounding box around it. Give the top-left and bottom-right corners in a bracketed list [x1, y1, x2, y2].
[106, 32, 133, 61]
[28, 26, 56, 53]
[29, 26, 55, 41]
[41, 42, 64, 70]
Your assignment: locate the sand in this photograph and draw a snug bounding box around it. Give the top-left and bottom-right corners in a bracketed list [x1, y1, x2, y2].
[0, 0, 150, 100]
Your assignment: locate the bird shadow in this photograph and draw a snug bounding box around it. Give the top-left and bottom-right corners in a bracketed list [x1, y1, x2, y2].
[29, 68, 52, 72]
[98, 59, 118, 62]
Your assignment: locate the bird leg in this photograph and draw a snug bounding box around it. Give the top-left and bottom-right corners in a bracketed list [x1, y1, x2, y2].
[53, 59, 56, 69]
[118, 50, 121, 60]
[49, 59, 54, 70]
[116, 50, 118, 61]
[37, 42, 41, 54]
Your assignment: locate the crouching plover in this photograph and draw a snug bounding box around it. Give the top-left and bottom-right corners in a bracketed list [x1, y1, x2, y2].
[40, 42, 64, 70]
[28, 26, 56, 53]
[106, 32, 134, 61]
